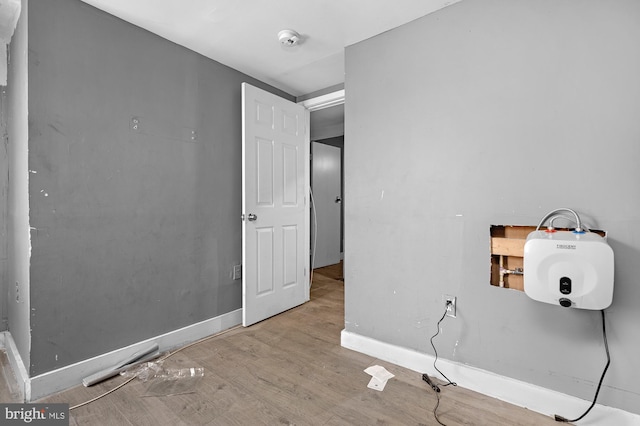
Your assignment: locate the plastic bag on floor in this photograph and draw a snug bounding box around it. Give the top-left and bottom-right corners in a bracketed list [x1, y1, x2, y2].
[120, 361, 165, 382]
[143, 367, 205, 397]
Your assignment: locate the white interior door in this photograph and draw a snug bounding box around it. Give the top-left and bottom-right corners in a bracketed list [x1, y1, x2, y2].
[242, 83, 310, 327]
[311, 142, 342, 268]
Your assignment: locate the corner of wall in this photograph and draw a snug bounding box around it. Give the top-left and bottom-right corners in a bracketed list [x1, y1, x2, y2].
[6, 0, 31, 375]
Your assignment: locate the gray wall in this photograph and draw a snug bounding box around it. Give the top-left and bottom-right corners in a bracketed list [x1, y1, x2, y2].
[344, 0, 640, 415]
[26, 0, 292, 376]
[6, 0, 30, 369]
[1, 79, 7, 332]
[310, 104, 344, 141]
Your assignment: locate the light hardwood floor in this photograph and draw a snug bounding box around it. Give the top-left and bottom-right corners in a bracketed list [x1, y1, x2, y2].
[19, 265, 561, 425]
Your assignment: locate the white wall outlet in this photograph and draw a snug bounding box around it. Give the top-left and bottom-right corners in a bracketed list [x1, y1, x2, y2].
[233, 264, 242, 280]
[443, 295, 457, 318]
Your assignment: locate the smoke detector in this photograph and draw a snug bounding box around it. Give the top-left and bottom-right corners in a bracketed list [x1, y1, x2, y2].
[278, 29, 301, 47]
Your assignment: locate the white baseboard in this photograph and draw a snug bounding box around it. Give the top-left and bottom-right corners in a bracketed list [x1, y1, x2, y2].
[7, 309, 242, 402]
[341, 330, 639, 426]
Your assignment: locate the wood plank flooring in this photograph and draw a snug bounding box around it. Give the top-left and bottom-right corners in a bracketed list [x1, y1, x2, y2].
[24, 265, 561, 425]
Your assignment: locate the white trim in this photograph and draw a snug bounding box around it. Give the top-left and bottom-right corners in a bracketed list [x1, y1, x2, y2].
[0, 331, 27, 402]
[25, 309, 242, 401]
[298, 89, 345, 111]
[341, 330, 639, 426]
[304, 106, 311, 299]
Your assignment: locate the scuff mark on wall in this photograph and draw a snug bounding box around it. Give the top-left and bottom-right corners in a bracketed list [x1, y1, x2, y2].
[47, 123, 66, 137]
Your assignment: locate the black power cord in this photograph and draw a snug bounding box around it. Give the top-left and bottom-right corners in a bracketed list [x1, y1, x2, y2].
[430, 301, 458, 388]
[554, 309, 610, 423]
[423, 302, 458, 426]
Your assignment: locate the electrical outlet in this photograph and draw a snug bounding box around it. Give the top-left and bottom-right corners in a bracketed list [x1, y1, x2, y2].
[233, 264, 242, 280]
[443, 295, 457, 318]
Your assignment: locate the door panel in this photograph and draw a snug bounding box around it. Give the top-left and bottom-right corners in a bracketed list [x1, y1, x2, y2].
[242, 83, 310, 327]
[256, 138, 274, 205]
[311, 142, 342, 268]
[256, 227, 274, 296]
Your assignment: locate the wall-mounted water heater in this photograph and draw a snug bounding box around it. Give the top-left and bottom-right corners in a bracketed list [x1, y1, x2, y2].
[523, 208, 614, 310]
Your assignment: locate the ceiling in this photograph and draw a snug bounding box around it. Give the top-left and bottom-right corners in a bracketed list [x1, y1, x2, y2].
[79, 0, 461, 98]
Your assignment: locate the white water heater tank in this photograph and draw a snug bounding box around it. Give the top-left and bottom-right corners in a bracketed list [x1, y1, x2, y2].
[523, 230, 614, 310]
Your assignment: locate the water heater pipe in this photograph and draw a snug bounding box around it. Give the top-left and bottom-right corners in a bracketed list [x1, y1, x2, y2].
[536, 208, 583, 233]
[499, 255, 523, 288]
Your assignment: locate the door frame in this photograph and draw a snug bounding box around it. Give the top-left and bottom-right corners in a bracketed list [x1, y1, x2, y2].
[298, 89, 345, 112]
[299, 88, 345, 273]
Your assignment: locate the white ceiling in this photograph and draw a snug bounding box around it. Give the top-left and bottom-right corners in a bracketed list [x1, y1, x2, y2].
[80, 0, 461, 97]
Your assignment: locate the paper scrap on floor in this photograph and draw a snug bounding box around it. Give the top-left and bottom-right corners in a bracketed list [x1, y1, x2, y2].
[364, 365, 395, 391]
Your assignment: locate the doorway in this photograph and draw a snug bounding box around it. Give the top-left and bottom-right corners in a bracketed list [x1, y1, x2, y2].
[311, 141, 342, 269]
[299, 90, 345, 279]
[309, 103, 344, 272]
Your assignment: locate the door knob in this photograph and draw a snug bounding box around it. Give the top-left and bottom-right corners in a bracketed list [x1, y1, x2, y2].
[335, 196, 342, 204]
[248, 213, 258, 221]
